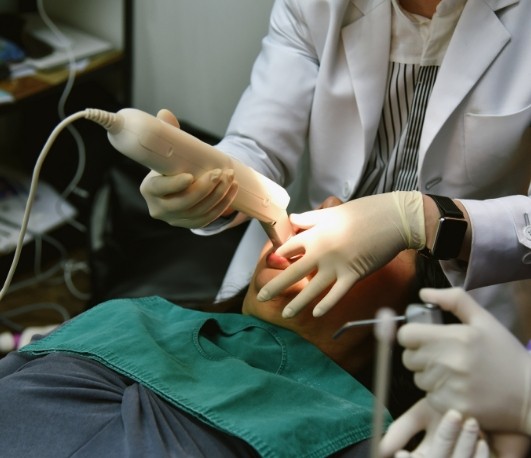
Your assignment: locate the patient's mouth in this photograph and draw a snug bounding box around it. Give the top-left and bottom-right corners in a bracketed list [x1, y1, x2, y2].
[266, 252, 290, 270]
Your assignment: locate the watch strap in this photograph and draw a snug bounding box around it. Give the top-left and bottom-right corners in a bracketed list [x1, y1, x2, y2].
[420, 194, 467, 260]
[426, 194, 464, 219]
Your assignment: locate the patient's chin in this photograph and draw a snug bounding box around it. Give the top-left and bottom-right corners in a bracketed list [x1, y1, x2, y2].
[242, 296, 286, 322]
[243, 278, 295, 319]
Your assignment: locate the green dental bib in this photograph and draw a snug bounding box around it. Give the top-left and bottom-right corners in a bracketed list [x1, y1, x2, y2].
[21, 296, 389, 457]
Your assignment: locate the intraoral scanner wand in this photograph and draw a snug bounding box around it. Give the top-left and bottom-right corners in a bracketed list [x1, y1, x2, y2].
[89, 108, 294, 247]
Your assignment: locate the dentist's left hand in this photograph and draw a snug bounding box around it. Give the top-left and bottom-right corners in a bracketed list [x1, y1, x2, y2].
[139, 109, 238, 228]
[257, 191, 425, 318]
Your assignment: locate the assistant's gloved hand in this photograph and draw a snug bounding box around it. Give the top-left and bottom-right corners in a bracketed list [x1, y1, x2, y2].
[257, 191, 425, 318]
[379, 399, 489, 458]
[489, 433, 531, 458]
[139, 109, 238, 228]
[399, 287, 531, 435]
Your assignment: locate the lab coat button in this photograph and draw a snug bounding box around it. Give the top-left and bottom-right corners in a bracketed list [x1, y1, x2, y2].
[524, 226, 531, 241]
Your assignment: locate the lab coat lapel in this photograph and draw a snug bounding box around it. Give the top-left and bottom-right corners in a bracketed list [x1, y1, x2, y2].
[342, 0, 391, 158]
[419, 0, 514, 161]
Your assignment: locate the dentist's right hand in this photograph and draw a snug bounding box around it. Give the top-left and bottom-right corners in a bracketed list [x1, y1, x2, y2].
[139, 109, 239, 228]
[257, 191, 426, 318]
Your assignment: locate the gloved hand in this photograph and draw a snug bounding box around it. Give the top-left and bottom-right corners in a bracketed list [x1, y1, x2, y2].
[379, 399, 489, 458]
[399, 287, 531, 435]
[257, 191, 425, 318]
[139, 109, 238, 228]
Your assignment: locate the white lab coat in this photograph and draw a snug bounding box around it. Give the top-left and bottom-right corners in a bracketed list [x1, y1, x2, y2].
[196, 0, 531, 331]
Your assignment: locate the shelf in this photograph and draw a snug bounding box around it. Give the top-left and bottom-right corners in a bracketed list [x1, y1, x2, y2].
[0, 49, 126, 110]
[0, 0, 133, 331]
[0, 0, 132, 111]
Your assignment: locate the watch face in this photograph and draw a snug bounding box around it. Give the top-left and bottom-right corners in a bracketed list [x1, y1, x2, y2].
[432, 217, 468, 260]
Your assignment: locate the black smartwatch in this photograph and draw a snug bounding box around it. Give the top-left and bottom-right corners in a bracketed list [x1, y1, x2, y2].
[419, 194, 468, 260]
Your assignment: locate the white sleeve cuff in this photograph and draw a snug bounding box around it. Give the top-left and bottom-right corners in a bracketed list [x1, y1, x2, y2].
[453, 195, 531, 289]
[191, 212, 250, 236]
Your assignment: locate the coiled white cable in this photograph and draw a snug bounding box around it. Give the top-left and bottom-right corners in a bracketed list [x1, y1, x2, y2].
[0, 108, 116, 302]
[37, 0, 87, 232]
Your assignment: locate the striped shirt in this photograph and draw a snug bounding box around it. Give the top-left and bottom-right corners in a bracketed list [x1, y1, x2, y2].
[354, 0, 466, 197]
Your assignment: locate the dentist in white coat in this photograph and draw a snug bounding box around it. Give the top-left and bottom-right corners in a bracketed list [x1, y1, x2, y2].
[140, 0, 531, 331]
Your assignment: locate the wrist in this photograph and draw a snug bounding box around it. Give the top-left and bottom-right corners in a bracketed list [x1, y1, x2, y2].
[421, 194, 470, 261]
[393, 191, 425, 250]
[422, 194, 439, 251]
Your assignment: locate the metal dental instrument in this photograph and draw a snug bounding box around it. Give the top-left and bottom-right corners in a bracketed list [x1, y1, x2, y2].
[335, 303, 442, 458]
[370, 308, 396, 458]
[333, 303, 443, 339]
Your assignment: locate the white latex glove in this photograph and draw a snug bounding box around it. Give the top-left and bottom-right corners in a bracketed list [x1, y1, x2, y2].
[257, 191, 425, 318]
[399, 287, 531, 435]
[379, 399, 489, 458]
[139, 109, 238, 228]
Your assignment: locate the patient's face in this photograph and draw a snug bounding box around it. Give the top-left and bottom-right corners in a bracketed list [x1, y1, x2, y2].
[242, 243, 417, 372]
